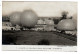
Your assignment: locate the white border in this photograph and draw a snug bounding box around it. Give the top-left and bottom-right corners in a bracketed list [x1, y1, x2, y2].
[1, 0, 78, 2]
[0, 0, 80, 54]
[2, 45, 77, 52]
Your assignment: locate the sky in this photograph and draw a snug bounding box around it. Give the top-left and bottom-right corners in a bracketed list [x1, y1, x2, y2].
[2, 1, 77, 17]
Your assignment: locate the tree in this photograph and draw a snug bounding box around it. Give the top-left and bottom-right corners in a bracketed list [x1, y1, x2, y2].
[61, 11, 68, 20]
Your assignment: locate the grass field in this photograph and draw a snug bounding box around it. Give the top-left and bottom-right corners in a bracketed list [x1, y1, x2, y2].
[2, 30, 77, 45]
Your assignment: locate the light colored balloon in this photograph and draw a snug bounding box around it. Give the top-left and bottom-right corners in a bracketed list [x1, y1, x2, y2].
[72, 13, 77, 30]
[10, 12, 21, 25]
[57, 19, 76, 31]
[21, 10, 38, 28]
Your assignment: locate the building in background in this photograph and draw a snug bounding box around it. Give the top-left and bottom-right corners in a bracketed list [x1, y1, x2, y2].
[2, 16, 57, 31]
[2, 16, 77, 36]
[2, 16, 15, 31]
[35, 17, 58, 31]
[2, 16, 20, 31]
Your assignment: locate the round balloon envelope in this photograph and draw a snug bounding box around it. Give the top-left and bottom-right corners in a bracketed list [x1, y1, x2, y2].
[57, 19, 76, 31]
[20, 10, 38, 28]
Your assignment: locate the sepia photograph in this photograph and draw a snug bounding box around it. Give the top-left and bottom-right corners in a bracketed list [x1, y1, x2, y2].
[2, 1, 77, 51]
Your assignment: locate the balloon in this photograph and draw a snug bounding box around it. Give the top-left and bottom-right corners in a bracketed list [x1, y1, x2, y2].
[21, 10, 38, 28]
[72, 14, 77, 30]
[57, 19, 76, 31]
[9, 12, 21, 26]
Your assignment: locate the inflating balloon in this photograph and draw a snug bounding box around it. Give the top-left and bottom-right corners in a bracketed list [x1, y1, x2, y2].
[20, 10, 38, 29]
[9, 12, 21, 26]
[57, 19, 76, 31]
